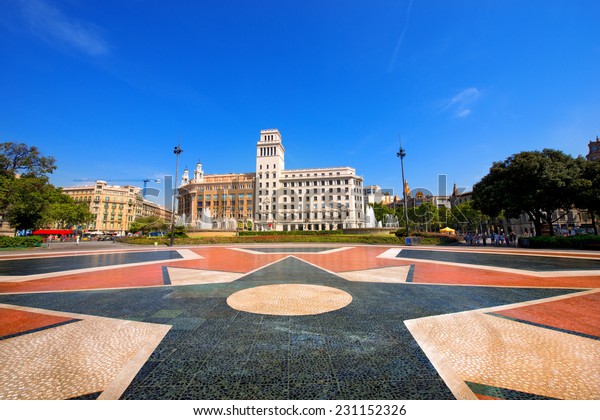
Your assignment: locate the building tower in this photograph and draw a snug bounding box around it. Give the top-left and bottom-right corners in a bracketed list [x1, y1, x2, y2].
[193, 162, 204, 183]
[587, 136, 600, 161]
[255, 129, 285, 230]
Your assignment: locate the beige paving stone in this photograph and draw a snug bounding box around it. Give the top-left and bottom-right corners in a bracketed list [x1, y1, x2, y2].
[0, 307, 170, 400]
[337, 266, 411, 283]
[227, 284, 352, 316]
[166, 267, 244, 285]
[406, 310, 600, 400]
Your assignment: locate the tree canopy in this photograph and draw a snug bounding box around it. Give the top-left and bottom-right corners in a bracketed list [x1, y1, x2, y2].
[471, 149, 584, 236]
[449, 201, 487, 233]
[573, 159, 600, 235]
[0, 142, 56, 178]
[129, 216, 167, 235]
[1, 141, 92, 232]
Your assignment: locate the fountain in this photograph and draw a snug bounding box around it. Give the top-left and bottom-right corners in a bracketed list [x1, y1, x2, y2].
[196, 207, 213, 229]
[384, 214, 399, 228]
[365, 206, 377, 228]
[175, 212, 186, 227]
[343, 205, 399, 235]
[225, 217, 238, 231]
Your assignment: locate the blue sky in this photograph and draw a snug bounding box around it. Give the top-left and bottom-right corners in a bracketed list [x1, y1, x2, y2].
[1, 0, 599, 205]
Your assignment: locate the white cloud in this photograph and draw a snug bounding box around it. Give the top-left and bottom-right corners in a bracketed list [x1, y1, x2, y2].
[19, 0, 109, 56]
[443, 87, 481, 118]
[449, 87, 480, 106]
[388, 0, 415, 71]
[455, 109, 472, 118]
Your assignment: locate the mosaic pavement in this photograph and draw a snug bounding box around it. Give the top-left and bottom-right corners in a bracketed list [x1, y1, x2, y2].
[0, 245, 598, 400]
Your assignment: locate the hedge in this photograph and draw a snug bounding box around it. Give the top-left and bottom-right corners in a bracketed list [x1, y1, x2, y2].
[120, 234, 402, 246]
[0, 236, 43, 249]
[394, 230, 460, 245]
[238, 230, 340, 237]
[522, 235, 600, 250]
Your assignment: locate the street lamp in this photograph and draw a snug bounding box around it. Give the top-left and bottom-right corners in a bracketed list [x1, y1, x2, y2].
[169, 143, 183, 246]
[396, 144, 410, 236]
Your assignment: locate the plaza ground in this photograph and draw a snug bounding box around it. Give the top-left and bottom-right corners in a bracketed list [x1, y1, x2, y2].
[0, 242, 598, 400]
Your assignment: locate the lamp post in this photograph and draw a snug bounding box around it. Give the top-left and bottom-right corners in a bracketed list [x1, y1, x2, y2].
[169, 143, 183, 246]
[396, 145, 410, 236]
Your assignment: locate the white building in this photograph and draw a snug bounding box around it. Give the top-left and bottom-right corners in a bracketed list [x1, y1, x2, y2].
[255, 129, 365, 231]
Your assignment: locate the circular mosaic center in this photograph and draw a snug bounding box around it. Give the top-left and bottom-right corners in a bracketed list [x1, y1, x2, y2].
[226, 284, 352, 316]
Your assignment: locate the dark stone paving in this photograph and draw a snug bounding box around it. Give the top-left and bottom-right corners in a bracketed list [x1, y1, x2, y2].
[465, 381, 556, 400]
[0, 250, 182, 276]
[398, 249, 600, 271]
[0, 257, 579, 400]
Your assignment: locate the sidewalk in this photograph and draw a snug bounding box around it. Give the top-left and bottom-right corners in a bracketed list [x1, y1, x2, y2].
[0, 240, 138, 256]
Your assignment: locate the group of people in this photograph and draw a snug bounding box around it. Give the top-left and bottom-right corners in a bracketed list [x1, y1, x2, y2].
[463, 230, 517, 247]
[44, 234, 81, 247]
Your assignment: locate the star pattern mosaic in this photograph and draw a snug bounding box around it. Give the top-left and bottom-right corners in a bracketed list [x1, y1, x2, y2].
[0, 245, 598, 400]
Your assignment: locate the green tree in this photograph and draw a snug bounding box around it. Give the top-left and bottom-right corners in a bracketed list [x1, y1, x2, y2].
[419, 202, 439, 232]
[129, 216, 167, 235]
[407, 202, 439, 232]
[450, 202, 486, 233]
[1, 175, 93, 232]
[1, 141, 91, 232]
[44, 191, 95, 229]
[0, 142, 56, 178]
[438, 206, 454, 229]
[472, 149, 580, 236]
[573, 159, 600, 235]
[2, 177, 54, 231]
[370, 202, 394, 224]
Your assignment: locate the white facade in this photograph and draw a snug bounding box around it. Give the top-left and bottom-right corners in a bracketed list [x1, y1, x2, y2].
[255, 129, 365, 231]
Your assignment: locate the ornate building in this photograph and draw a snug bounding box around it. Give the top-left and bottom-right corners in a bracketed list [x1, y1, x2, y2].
[176, 128, 365, 231]
[177, 164, 255, 230]
[62, 181, 172, 235]
[255, 129, 365, 231]
[587, 136, 600, 161]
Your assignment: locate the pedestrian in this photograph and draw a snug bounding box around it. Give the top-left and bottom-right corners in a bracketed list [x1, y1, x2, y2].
[76, 235, 80, 245]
